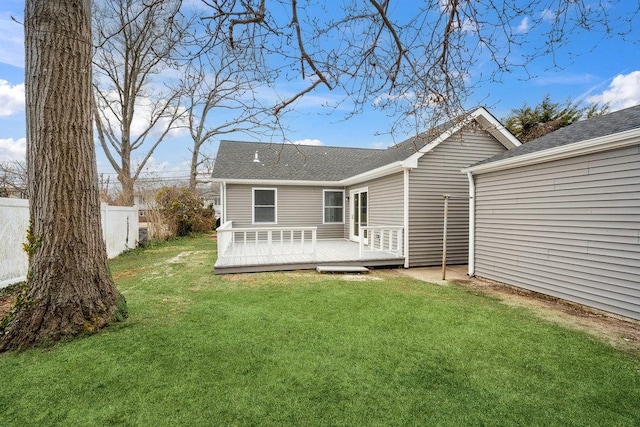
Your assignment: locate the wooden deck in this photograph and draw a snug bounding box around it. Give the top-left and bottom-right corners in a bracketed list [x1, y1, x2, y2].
[214, 239, 405, 274]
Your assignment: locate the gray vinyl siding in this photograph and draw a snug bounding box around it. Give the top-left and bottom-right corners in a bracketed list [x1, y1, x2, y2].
[474, 144, 640, 320]
[345, 172, 404, 241]
[225, 184, 345, 239]
[357, 172, 404, 226]
[408, 130, 507, 267]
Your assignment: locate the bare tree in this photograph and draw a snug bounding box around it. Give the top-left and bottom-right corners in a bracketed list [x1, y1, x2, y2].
[93, 0, 189, 206]
[1, 0, 126, 351]
[201, 0, 638, 135]
[181, 46, 274, 190]
[0, 161, 27, 198]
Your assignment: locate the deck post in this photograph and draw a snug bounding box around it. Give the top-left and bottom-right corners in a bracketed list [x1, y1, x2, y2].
[312, 228, 317, 256]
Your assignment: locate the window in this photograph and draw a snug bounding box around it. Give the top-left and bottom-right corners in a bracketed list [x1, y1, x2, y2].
[323, 190, 344, 224]
[253, 188, 276, 223]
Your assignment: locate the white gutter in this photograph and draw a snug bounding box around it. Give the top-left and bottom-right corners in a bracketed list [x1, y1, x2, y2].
[213, 178, 342, 187]
[466, 172, 476, 277]
[212, 160, 406, 188]
[403, 168, 410, 268]
[338, 161, 405, 186]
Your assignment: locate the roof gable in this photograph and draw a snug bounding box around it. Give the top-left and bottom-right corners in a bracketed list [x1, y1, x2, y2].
[467, 104, 640, 172]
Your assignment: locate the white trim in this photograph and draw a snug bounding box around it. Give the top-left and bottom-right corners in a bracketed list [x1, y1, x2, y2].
[470, 107, 522, 149]
[252, 187, 277, 224]
[341, 161, 405, 186]
[322, 189, 345, 224]
[402, 107, 521, 168]
[466, 172, 475, 277]
[463, 128, 640, 175]
[215, 178, 341, 187]
[403, 168, 410, 268]
[212, 161, 405, 189]
[349, 186, 368, 243]
[402, 118, 473, 167]
[213, 162, 405, 188]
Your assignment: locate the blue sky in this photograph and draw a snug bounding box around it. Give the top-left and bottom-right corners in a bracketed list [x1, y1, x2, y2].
[1, 0, 639, 179]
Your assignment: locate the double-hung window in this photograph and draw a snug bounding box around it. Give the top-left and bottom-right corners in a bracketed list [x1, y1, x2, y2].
[253, 188, 276, 223]
[323, 190, 344, 224]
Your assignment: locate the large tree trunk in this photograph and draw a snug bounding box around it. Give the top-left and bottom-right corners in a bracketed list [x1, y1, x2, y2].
[0, 0, 126, 352]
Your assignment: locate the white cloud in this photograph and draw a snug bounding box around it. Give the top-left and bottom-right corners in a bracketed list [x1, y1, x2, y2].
[0, 80, 25, 116]
[541, 9, 557, 22]
[587, 71, 640, 111]
[0, 14, 24, 68]
[253, 82, 346, 112]
[95, 89, 188, 140]
[288, 138, 323, 146]
[0, 137, 26, 161]
[535, 73, 596, 86]
[435, 2, 476, 33]
[135, 156, 171, 175]
[459, 18, 478, 34]
[371, 141, 388, 149]
[515, 17, 530, 34]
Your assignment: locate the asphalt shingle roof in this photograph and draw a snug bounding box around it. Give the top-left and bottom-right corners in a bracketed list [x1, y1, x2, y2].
[211, 131, 443, 182]
[471, 104, 640, 167]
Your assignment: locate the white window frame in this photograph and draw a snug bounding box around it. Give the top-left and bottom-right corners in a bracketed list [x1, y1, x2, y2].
[252, 187, 277, 224]
[323, 189, 345, 224]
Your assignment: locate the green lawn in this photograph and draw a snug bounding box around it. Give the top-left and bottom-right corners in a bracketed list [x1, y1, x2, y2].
[1, 234, 639, 426]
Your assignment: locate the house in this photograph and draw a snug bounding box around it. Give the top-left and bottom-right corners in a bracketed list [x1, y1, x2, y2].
[211, 107, 520, 274]
[463, 104, 640, 320]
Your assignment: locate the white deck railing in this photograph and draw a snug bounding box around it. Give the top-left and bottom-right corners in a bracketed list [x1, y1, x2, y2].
[359, 226, 404, 259]
[217, 221, 317, 259]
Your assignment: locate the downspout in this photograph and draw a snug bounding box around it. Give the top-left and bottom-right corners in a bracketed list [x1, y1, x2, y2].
[403, 168, 410, 268]
[466, 171, 475, 277]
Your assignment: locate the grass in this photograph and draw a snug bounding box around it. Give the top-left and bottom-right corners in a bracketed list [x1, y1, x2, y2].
[1, 233, 639, 426]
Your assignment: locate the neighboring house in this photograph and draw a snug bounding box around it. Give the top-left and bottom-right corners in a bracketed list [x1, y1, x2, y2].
[463, 104, 640, 320]
[212, 107, 520, 273]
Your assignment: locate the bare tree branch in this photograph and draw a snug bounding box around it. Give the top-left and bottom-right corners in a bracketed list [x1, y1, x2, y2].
[93, 0, 189, 205]
[201, 0, 638, 135]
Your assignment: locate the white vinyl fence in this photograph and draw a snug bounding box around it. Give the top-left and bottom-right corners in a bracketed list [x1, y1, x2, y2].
[0, 198, 138, 288]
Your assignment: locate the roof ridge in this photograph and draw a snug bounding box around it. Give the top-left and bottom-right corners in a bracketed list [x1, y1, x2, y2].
[219, 139, 387, 152]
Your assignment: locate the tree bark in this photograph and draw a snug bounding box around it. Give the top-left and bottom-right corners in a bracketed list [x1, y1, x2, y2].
[189, 146, 200, 191]
[118, 151, 135, 206]
[0, 0, 126, 352]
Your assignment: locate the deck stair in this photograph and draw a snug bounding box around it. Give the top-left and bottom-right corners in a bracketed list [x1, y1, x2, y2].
[316, 265, 369, 274]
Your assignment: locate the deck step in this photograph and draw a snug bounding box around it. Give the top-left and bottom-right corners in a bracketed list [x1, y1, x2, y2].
[316, 265, 369, 274]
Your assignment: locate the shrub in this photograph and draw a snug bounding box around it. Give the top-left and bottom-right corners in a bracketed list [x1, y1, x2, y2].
[155, 186, 214, 237]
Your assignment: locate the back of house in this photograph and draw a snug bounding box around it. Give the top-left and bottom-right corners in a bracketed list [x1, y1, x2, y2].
[212, 107, 519, 273]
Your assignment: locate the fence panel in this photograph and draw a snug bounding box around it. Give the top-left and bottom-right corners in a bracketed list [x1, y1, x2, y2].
[0, 198, 138, 287]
